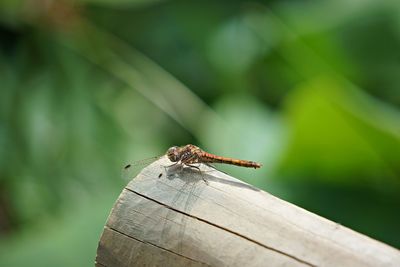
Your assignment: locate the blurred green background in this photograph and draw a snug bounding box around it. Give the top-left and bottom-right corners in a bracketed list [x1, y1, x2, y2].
[1, 0, 400, 266]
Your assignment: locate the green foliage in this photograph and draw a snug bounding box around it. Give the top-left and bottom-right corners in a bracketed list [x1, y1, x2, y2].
[0, 0, 399, 265]
[280, 77, 400, 185]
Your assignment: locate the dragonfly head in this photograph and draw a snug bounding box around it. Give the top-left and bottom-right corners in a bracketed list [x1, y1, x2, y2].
[166, 146, 180, 162]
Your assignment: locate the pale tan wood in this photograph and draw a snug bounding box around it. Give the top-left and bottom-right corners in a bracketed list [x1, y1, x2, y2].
[96, 157, 400, 267]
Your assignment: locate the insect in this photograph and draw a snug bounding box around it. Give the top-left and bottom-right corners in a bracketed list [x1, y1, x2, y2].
[166, 144, 262, 169]
[123, 144, 262, 182]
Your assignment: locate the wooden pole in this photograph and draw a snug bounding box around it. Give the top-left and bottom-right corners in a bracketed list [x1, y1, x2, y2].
[96, 157, 400, 267]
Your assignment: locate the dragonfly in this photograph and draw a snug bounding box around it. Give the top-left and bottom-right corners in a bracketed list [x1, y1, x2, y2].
[124, 144, 262, 182]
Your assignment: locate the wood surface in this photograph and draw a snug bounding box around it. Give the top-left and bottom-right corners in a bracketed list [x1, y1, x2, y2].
[96, 157, 400, 267]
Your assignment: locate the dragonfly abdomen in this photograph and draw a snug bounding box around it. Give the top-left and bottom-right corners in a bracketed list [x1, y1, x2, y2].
[201, 153, 262, 169]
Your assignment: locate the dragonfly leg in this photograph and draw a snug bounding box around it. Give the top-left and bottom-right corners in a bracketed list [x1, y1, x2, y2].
[165, 161, 180, 168]
[164, 161, 184, 177]
[184, 163, 200, 171]
[185, 163, 209, 185]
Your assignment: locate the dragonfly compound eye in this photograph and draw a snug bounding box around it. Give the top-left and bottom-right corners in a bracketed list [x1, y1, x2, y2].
[166, 146, 180, 162]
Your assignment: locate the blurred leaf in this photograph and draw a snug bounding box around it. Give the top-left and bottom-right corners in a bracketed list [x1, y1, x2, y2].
[278, 77, 400, 188]
[81, 0, 165, 7]
[61, 20, 218, 135]
[207, 17, 263, 76]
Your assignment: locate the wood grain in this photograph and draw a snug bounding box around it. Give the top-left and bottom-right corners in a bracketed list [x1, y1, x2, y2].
[96, 157, 400, 267]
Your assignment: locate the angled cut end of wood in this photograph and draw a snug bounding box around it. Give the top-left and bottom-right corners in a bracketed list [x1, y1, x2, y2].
[96, 157, 400, 267]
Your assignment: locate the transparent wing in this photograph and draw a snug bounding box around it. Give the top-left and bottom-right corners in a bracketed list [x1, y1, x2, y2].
[121, 156, 161, 181]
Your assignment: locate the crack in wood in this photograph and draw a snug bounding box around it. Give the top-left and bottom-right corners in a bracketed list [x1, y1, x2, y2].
[125, 187, 316, 267]
[105, 225, 211, 266]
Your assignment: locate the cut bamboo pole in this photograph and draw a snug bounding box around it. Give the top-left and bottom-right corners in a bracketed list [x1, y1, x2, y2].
[96, 157, 400, 267]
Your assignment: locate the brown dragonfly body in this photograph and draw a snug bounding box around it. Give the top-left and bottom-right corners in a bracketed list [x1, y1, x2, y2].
[166, 144, 262, 169]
